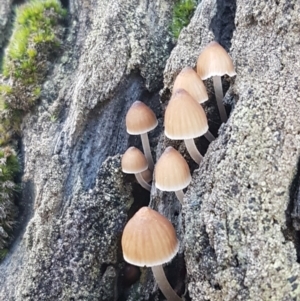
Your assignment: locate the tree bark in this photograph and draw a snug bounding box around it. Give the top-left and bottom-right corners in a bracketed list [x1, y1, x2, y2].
[1, 0, 300, 300]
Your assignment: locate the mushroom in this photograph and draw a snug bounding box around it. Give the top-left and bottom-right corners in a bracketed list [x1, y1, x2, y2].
[197, 41, 236, 123]
[121, 147, 151, 191]
[126, 101, 158, 170]
[173, 68, 214, 142]
[122, 207, 182, 301]
[173, 66, 208, 104]
[164, 89, 209, 164]
[155, 146, 191, 204]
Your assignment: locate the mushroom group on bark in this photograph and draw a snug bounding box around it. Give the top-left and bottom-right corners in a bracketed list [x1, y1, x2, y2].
[121, 40, 236, 300]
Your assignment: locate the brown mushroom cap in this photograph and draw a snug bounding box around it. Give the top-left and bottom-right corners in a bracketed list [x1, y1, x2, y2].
[197, 41, 236, 80]
[155, 146, 191, 191]
[121, 147, 148, 173]
[126, 101, 158, 135]
[173, 67, 208, 103]
[121, 207, 179, 267]
[164, 89, 208, 140]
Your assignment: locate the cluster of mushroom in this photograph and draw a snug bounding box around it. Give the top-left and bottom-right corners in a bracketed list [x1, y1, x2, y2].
[120, 41, 236, 301]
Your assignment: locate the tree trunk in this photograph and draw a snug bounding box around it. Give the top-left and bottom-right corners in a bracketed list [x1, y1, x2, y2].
[1, 0, 300, 300]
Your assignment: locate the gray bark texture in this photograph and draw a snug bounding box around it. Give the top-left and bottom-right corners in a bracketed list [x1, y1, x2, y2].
[0, 0, 12, 51]
[1, 0, 300, 300]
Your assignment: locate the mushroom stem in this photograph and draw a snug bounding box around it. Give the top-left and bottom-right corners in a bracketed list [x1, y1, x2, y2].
[212, 75, 227, 123]
[135, 173, 151, 191]
[140, 133, 154, 171]
[141, 169, 152, 183]
[184, 138, 203, 165]
[175, 190, 184, 204]
[151, 265, 182, 301]
[204, 130, 215, 142]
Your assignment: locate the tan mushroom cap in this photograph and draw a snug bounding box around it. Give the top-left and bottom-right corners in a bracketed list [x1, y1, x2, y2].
[164, 89, 208, 140]
[197, 41, 236, 80]
[155, 147, 191, 191]
[121, 147, 148, 173]
[121, 207, 179, 267]
[126, 101, 158, 135]
[173, 67, 208, 103]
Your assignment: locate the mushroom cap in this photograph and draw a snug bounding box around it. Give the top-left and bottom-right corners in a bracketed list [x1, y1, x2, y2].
[173, 67, 208, 103]
[155, 146, 191, 191]
[121, 207, 179, 267]
[121, 147, 148, 174]
[197, 41, 236, 80]
[164, 89, 208, 140]
[126, 101, 158, 135]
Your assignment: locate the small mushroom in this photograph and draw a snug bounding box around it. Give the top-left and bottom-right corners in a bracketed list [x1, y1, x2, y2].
[173, 67, 208, 104]
[121, 147, 151, 191]
[126, 101, 158, 170]
[164, 89, 210, 165]
[197, 41, 236, 123]
[122, 207, 182, 301]
[155, 146, 191, 204]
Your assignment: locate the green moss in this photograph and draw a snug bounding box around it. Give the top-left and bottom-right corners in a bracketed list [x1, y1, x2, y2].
[0, 249, 8, 261]
[1, 0, 66, 111]
[0, 85, 12, 95]
[0, 146, 20, 258]
[171, 0, 198, 39]
[0, 1, 64, 261]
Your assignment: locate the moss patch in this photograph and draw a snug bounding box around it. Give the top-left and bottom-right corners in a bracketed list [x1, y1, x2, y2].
[0, 0, 66, 260]
[1, 0, 66, 111]
[0, 146, 20, 251]
[171, 0, 198, 39]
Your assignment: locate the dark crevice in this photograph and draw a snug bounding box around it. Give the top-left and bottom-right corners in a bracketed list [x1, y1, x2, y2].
[12, 0, 26, 5]
[285, 156, 300, 263]
[209, 0, 237, 51]
[60, 0, 69, 9]
[117, 263, 141, 292]
[163, 253, 188, 300]
[6, 179, 35, 255]
[127, 182, 151, 218]
[100, 263, 110, 276]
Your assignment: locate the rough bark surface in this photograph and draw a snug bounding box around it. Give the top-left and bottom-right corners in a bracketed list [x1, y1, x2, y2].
[0, 0, 172, 300]
[0, 0, 300, 300]
[0, 0, 12, 50]
[167, 0, 300, 300]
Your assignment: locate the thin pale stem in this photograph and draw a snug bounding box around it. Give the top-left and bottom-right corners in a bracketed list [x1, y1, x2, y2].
[175, 190, 184, 204]
[184, 138, 203, 165]
[213, 75, 227, 123]
[141, 133, 154, 171]
[204, 130, 215, 142]
[135, 173, 151, 191]
[141, 169, 152, 183]
[151, 265, 182, 301]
